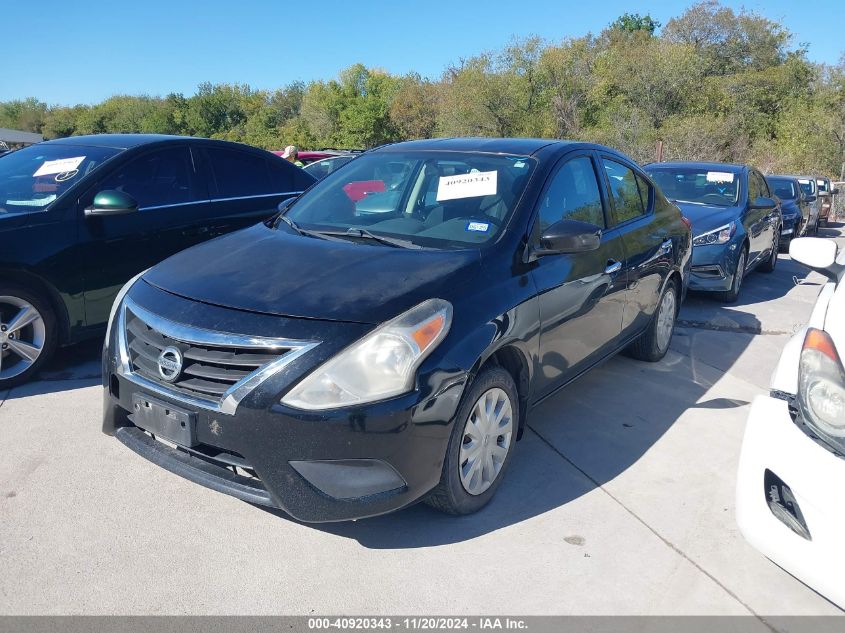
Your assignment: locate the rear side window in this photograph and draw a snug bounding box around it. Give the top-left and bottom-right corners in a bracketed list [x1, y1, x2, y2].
[538, 155, 605, 231]
[206, 148, 274, 198]
[97, 147, 201, 209]
[603, 159, 645, 222]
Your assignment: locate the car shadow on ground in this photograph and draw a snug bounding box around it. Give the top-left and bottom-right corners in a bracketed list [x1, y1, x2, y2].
[2, 338, 102, 401]
[261, 305, 761, 548]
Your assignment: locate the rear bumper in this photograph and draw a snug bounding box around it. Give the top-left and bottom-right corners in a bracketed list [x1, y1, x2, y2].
[736, 395, 845, 608]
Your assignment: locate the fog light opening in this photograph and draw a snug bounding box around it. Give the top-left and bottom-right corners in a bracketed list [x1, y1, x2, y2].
[764, 469, 811, 541]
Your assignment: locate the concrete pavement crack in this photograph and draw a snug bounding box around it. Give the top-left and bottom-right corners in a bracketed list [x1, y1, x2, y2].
[526, 424, 777, 629]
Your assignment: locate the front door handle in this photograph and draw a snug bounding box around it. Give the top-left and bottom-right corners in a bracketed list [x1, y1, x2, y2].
[605, 260, 622, 275]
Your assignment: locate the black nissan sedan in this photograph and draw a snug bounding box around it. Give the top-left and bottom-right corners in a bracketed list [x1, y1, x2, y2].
[102, 138, 691, 522]
[0, 134, 315, 388]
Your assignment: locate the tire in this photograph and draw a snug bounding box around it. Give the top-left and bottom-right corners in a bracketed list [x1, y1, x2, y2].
[425, 365, 519, 515]
[760, 228, 779, 273]
[0, 284, 58, 389]
[718, 246, 747, 304]
[627, 278, 679, 362]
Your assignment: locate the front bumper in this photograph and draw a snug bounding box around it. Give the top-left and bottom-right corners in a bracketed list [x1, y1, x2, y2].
[736, 395, 845, 608]
[102, 283, 468, 523]
[688, 241, 741, 292]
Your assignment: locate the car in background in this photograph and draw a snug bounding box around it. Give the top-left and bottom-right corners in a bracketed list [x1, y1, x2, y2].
[765, 175, 810, 249]
[0, 134, 316, 388]
[303, 154, 356, 180]
[787, 176, 822, 234]
[816, 177, 839, 227]
[102, 138, 691, 522]
[646, 161, 781, 303]
[272, 148, 361, 166]
[737, 236, 845, 609]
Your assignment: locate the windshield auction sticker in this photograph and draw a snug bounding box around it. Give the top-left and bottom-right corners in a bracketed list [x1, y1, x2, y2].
[706, 171, 735, 183]
[33, 156, 86, 177]
[437, 170, 498, 202]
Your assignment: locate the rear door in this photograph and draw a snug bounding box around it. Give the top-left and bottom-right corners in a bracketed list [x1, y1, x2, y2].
[599, 156, 670, 336]
[79, 144, 208, 326]
[530, 152, 627, 399]
[198, 146, 311, 236]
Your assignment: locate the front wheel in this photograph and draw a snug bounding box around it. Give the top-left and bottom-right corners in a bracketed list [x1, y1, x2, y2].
[0, 285, 58, 389]
[760, 228, 779, 273]
[718, 247, 747, 304]
[627, 279, 678, 362]
[425, 366, 519, 515]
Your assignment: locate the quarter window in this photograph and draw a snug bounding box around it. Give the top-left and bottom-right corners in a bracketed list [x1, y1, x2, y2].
[537, 156, 605, 232]
[97, 147, 200, 209]
[603, 159, 645, 222]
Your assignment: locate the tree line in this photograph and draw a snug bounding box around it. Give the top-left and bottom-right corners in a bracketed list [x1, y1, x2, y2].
[2, 1, 843, 177]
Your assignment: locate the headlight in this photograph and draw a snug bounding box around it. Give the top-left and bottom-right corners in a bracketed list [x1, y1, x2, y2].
[104, 269, 148, 346]
[692, 222, 736, 247]
[798, 328, 845, 448]
[281, 298, 453, 410]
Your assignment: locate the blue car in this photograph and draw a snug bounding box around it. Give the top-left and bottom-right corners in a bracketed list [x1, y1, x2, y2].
[765, 175, 812, 248]
[646, 162, 782, 303]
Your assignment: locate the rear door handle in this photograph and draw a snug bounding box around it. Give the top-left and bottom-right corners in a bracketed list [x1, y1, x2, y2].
[605, 260, 622, 275]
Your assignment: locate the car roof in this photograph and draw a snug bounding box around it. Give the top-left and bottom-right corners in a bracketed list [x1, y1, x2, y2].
[372, 137, 574, 156]
[41, 134, 197, 150]
[646, 160, 747, 172]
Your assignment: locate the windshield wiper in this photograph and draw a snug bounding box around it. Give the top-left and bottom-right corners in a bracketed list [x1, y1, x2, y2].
[313, 228, 422, 249]
[277, 215, 346, 242]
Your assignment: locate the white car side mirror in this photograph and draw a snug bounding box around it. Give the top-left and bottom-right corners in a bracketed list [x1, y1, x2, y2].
[790, 237, 841, 281]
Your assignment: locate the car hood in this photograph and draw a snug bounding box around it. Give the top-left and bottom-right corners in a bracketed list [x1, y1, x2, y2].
[143, 223, 482, 324]
[0, 211, 29, 232]
[673, 202, 739, 236]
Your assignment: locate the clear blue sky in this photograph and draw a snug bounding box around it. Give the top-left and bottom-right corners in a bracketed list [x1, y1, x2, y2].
[1, 0, 842, 105]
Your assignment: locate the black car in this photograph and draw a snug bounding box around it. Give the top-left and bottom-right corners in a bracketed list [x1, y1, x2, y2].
[646, 161, 781, 303]
[102, 138, 691, 522]
[765, 175, 811, 248]
[0, 134, 316, 388]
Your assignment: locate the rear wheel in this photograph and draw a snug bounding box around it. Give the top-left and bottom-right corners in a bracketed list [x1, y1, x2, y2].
[425, 366, 518, 515]
[718, 247, 747, 304]
[627, 279, 678, 362]
[0, 285, 58, 389]
[760, 228, 779, 273]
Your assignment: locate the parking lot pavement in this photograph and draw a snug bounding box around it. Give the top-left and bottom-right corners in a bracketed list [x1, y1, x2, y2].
[2, 228, 844, 616]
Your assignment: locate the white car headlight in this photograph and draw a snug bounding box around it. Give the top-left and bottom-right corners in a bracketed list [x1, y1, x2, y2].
[798, 328, 845, 445]
[692, 222, 736, 247]
[104, 269, 148, 346]
[281, 298, 453, 410]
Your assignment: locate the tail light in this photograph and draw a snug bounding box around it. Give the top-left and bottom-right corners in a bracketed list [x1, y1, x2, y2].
[681, 216, 692, 230]
[797, 328, 845, 451]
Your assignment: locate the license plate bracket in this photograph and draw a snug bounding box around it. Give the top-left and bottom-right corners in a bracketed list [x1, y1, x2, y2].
[131, 394, 197, 447]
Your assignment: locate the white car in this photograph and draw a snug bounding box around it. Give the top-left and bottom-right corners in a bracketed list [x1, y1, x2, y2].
[736, 237, 845, 608]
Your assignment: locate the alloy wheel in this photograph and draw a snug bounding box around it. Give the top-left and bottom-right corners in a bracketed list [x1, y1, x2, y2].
[735, 251, 746, 294]
[459, 387, 514, 496]
[0, 296, 46, 381]
[655, 287, 677, 353]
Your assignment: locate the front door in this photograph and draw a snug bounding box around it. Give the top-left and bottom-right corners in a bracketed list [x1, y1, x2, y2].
[79, 145, 209, 327]
[529, 153, 627, 400]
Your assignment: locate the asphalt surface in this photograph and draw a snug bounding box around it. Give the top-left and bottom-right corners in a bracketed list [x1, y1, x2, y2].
[2, 226, 845, 616]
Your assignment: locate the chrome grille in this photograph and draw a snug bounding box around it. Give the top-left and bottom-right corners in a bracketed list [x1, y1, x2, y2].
[119, 300, 317, 411]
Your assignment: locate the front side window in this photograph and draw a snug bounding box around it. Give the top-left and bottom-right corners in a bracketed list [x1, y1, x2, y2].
[537, 156, 605, 232]
[748, 172, 764, 202]
[284, 151, 536, 249]
[646, 166, 740, 207]
[98, 147, 201, 209]
[0, 144, 120, 215]
[603, 159, 645, 222]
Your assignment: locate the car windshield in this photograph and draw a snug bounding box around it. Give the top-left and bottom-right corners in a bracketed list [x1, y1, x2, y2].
[817, 179, 829, 193]
[766, 177, 797, 200]
[304, 155, 355, 180]
[284, 151, 536, 249]
[646, 166, 740, 207]
[797, 178, 816, 196]
[0, 144, 120, 215]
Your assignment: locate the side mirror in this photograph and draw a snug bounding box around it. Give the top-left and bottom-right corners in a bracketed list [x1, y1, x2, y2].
[85, 190, 138, 217]
[533, 220, 602, 258]
[790, 237, 842, 282]
[750, 196, 776, 210]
